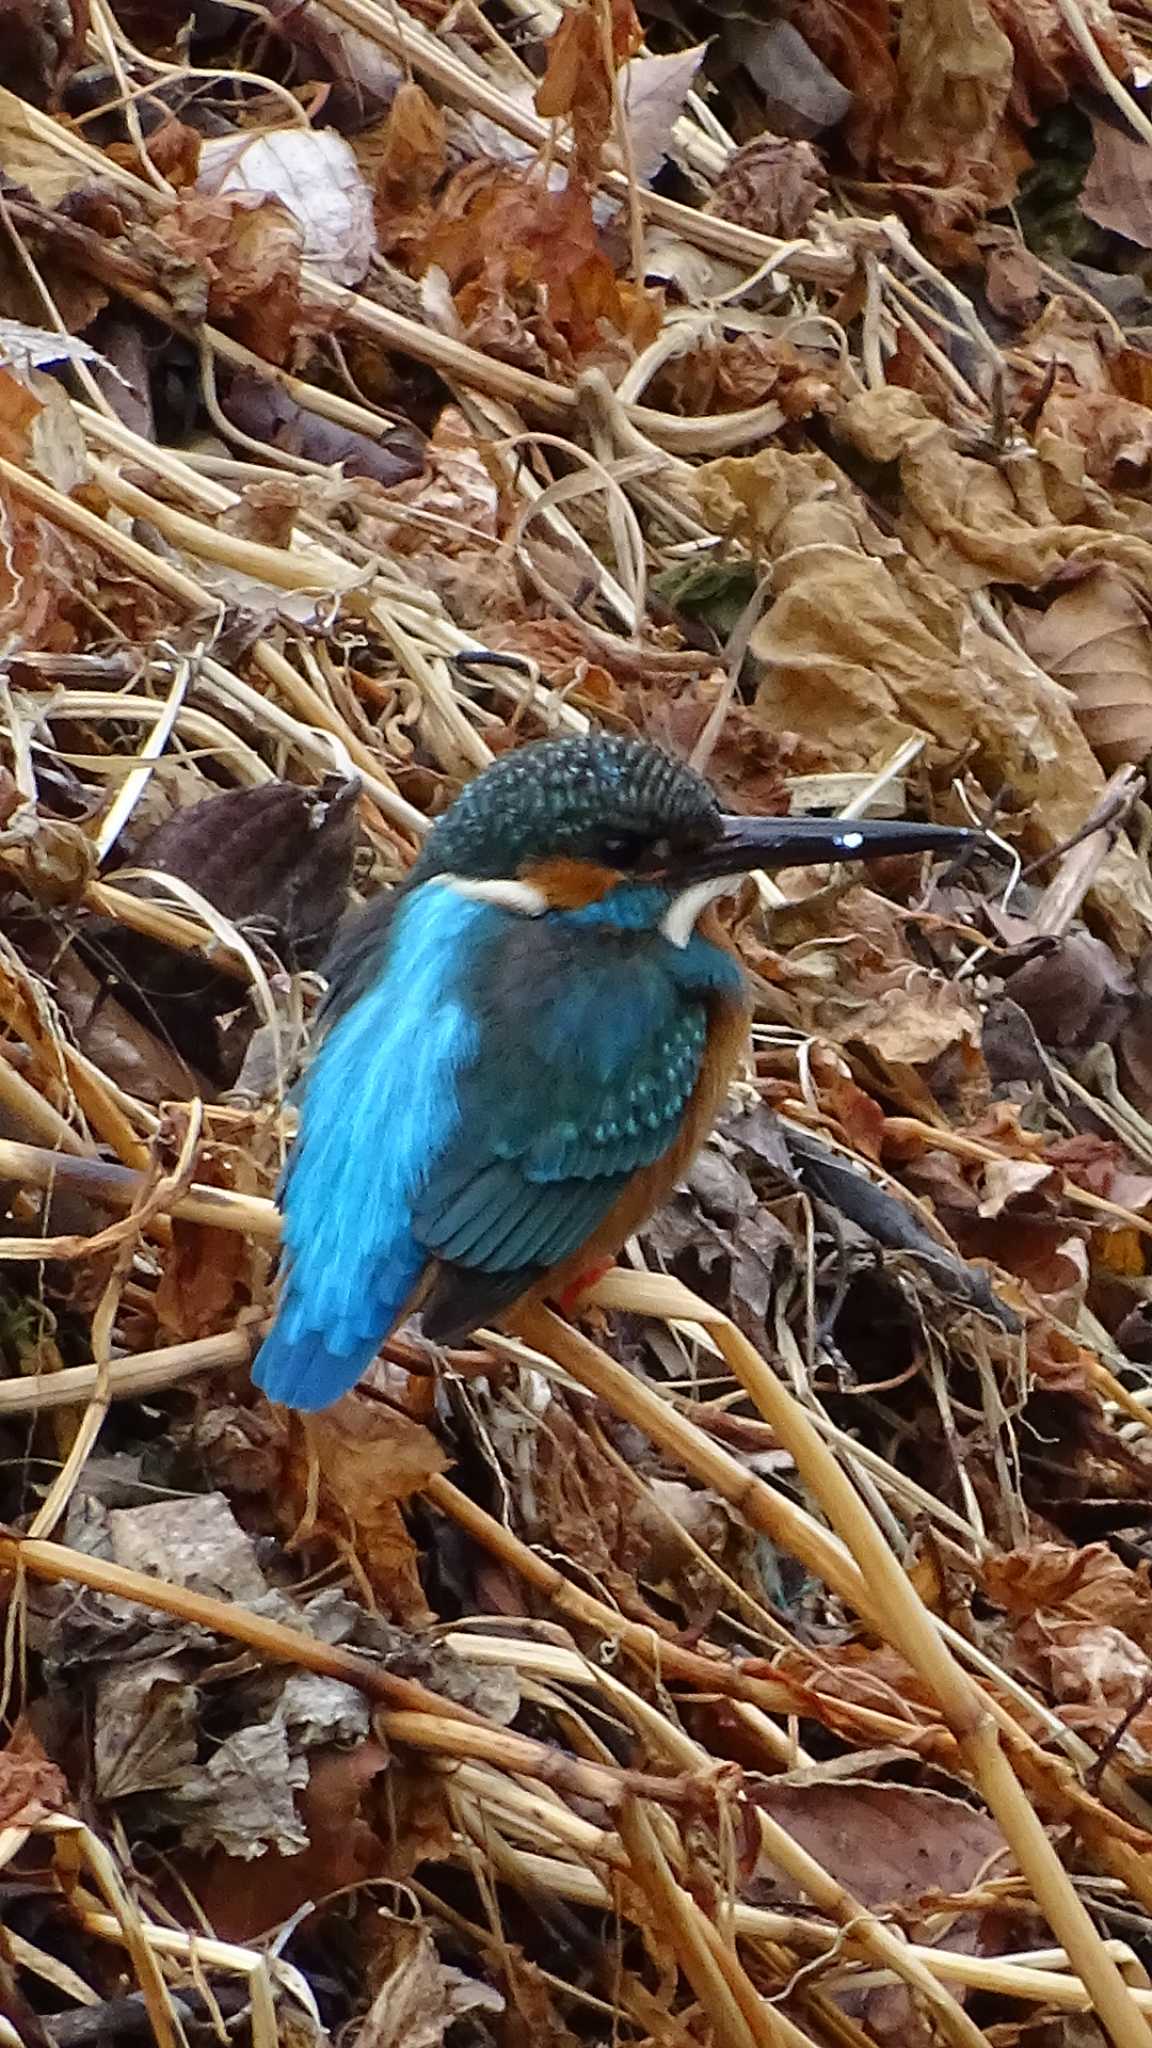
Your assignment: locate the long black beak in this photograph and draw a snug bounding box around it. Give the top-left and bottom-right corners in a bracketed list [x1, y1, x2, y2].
[679, 813, 981, 880]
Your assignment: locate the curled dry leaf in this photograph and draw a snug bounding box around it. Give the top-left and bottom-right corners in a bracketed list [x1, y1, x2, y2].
[708, 133, 828, 238]
[288, 1395, 447, 1622]
[1082, 114, 1152, 249]
[152, 192, 308, 364]
[1012, 567, 1152, 772]
[360, 1919, 505, 2048]
[0, 1723, 70, 1827]
[1014, 1615, 1152, 1748]
[882, 0, 1016, 201]
[686, 395, 1152, 951]
[982, 1539, 1152, 1646]
[1041, 385, 1152, 491]
[198, 129, 378, 288]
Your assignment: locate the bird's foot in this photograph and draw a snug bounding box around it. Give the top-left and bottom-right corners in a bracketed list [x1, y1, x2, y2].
[554, 1259, 615, 1317]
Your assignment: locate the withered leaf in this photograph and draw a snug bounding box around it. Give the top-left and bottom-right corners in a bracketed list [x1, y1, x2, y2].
[80, 776, 360, 1082]
[360, 1920, 504, 2048]
[1081, 114, 1152, 250]
[708, 133, 828, 238]
[882, 0, 1014, 194]
[1013, 567, 1152, 772]
[0, 1723, 69, 1826]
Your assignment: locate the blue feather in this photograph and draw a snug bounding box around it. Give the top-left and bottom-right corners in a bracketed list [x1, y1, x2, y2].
[253, 883, 494, 1408]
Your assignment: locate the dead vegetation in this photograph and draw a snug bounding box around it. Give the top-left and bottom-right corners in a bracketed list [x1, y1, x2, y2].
[7, 0, 1152, 2043]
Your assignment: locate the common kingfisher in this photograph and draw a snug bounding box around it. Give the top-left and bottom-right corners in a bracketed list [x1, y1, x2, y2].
[253, 735, 974, 1409]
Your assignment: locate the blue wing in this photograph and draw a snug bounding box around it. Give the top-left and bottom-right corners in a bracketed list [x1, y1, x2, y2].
[410, 905, 732, 1341]
[252, 883, 492, 1408]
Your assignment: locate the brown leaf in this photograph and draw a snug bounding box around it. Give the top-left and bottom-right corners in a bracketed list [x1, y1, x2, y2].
[422, 169, 661, 365]
[980, 227, 1045, 326]
[109, 114, 201, 191]
[154, 193, 307, 364]
[375, 81, 447, 206]
[0, 0, 88, 107]
[1041, 385, 1152, 492]
[360, 1919, 504, 2048]
[295, 1397, 448, 1621]
[708, 134, 828, 240]
[1015, 1615, 1152, 1745]
[154, 1215, 255, 1343]
[845, 977, 980, 1069]
[1081, 115, 1152, 249]
[793, 0, 896, 164]
[990, 0, 1139, 128]
[983, 1540, 1152, 1640]
[750, 1778, 1011, 1909]
[535, 0, 641, 179]
[0, 1722, 69, 1826]
[687, 404, 1152, 953]
[998, 928, 1133, 1051]
[1014, 568, 1152, 772]
[175, 1738, 398, 1941]
[882, 0, 1014, 194]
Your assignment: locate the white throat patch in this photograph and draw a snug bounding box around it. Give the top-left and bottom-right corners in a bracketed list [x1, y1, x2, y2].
[661, 875, 740, 948]
[440, 873, 548, 916]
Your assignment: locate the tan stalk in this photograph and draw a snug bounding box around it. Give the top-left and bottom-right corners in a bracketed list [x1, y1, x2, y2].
[538, 1295, 1151, 2048]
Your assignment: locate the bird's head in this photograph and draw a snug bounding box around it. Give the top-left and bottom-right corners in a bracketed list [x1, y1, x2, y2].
[413, 734, 976, 945]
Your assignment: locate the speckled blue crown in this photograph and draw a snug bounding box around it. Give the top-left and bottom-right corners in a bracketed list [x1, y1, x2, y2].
[412, 735, 721, 882]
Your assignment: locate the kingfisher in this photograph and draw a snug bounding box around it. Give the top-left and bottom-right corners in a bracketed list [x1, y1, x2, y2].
[252, 735, 974, 1410]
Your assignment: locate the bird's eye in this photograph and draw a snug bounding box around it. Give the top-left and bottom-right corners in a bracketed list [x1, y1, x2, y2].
[599, 832, 647, 867]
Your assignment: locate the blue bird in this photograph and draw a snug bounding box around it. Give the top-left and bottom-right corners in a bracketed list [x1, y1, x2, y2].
[252, 735, 975, 1409]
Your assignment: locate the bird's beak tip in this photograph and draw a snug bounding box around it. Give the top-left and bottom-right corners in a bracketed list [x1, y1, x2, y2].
[700, 812, 983, 877]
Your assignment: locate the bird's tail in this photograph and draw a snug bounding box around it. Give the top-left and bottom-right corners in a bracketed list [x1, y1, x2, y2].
[252, 1315, 383, 1411]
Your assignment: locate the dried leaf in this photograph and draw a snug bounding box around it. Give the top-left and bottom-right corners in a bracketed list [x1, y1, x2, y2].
[536, 0, 642, 179]
[1081, 115, 1152, 249]
[160, 1722, 309, 1858]
[422, 168, 661, 364]
[725, 19, 853, 142]
[983, 1540, 1152, 1639]
[360, 1920, 504, 2048]
[687, 406, 1152, 951]
[0, 1723, 69, 1826]
[883, 0, 1014, 193]
[375, 81, 447, 205]
[199, 129, 378, 288]
[94, 1657, 198, 1798]
[750, 1777, 1011, 1906]
[108, 1493, 269, 1604]
[622, 45, 706, 183]
[294, 1397, 448, 1620]
[0, 0, 88, 107]
[221, 369, 425, 483]
[708, 133, 828, 238]
[153, 193, 307, 363]
[793, 0, 896, 164]
[1013, 568, 1152, 772]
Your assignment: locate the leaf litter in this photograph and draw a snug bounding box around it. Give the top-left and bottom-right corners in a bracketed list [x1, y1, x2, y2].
[9, 1, 1152, 2044]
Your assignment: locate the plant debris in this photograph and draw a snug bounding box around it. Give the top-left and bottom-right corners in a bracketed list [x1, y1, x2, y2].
[6, 1, 1152, 2044]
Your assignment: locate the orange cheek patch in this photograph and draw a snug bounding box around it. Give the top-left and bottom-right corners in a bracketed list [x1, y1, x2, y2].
[522, 856, 623, 908]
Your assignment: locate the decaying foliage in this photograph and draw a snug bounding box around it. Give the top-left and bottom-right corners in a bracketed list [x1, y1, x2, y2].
[7, 1, 1152, 2044]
